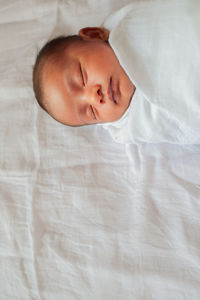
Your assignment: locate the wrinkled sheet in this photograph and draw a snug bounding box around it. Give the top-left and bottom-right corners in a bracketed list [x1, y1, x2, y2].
[0, 1, 200, 299]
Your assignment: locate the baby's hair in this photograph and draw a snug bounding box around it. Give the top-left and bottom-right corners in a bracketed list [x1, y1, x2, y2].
[32, 35, 81, 112]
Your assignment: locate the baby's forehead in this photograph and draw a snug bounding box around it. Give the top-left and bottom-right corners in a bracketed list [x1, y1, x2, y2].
[50, 41, 81, 65]
[42, 48, 69, 76]
[45, 42, 80, 73]
[43, 38, 105, 77]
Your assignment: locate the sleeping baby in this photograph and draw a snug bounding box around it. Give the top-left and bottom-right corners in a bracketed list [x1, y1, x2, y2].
[33, 0, 200, 144]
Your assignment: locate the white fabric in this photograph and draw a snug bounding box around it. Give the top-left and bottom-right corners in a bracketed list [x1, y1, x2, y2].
[1, 1, 200, 300]
[103, 0, 200, 144]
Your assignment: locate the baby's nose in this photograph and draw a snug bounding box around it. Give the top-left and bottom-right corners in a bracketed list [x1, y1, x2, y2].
[84, 84, 105, 105]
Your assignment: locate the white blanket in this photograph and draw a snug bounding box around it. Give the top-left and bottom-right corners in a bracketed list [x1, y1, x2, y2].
[1, 1, 200, 299]
[103, 0, 200, 144]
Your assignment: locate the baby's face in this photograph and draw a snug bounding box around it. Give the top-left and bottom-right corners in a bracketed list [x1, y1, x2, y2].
[42, 39, 135, 126]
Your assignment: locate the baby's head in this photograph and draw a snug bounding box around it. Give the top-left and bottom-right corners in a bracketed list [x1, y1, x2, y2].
[33, 27, 135, 126]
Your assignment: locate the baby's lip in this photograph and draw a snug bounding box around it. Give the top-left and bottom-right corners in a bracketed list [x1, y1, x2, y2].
[108, 77, 117, 104]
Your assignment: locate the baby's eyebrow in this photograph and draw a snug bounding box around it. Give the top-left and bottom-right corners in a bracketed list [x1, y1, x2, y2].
[64, 59, 78, 85]
[73, 97, 85, 123]
[77, 103, 96, 126]
[67, 61, 84, 92]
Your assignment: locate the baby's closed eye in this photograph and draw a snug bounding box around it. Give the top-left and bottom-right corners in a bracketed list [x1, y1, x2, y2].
[79, 63, 85, 86]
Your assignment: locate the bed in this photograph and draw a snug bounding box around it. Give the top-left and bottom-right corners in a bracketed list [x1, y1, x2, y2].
[1, 0, 200, 299]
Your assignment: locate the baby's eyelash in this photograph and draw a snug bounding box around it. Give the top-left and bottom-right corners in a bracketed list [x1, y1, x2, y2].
[79, 64, 85, 86]
[91, 105, 97, 120]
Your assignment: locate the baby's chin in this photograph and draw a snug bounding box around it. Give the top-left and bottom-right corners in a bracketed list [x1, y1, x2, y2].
[124, 77, 135, 102]
[119, 62, 135, 97]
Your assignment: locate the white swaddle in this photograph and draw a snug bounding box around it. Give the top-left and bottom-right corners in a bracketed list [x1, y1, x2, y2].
[102, 0, 200, 144]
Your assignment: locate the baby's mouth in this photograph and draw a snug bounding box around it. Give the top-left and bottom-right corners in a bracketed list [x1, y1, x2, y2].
[108, 77, 117, 104]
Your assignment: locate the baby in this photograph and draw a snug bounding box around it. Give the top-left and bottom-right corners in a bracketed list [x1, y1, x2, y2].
[33, 1, 200, 144]
[33, 27, 135, 127]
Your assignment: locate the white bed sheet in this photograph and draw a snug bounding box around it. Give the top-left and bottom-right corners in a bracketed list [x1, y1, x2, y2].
[0, 0, 200, 299]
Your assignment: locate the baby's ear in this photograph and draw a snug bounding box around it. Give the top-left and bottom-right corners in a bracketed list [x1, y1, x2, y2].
[78, 27, 109, 42]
